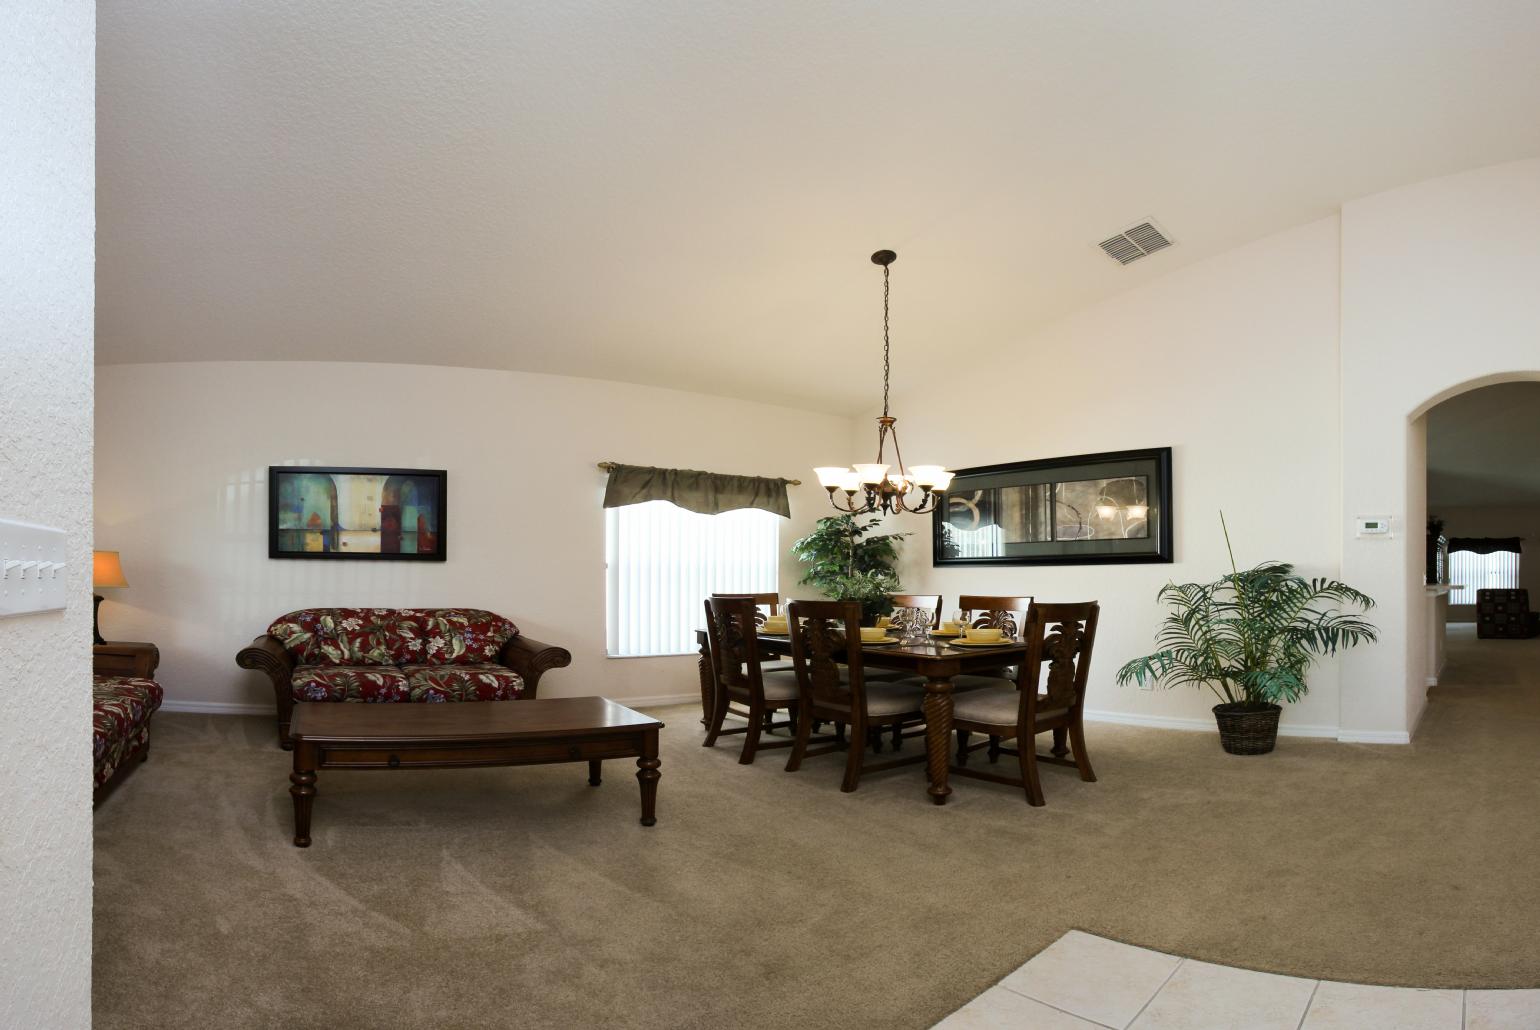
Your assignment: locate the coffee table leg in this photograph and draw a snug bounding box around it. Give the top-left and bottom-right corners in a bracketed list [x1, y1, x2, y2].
[289, 741, 318, 847]
[636, 730, 660, 826]
[923, 677, 954, 805]
[588, 759, 602, 786]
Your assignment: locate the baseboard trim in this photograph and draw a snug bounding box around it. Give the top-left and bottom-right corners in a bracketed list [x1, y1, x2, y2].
[160, 700, 270, 716]
[598, 692, 700, 708]
[1082, 709, 1339, 739]
[1335, 729, 1412, 745]
[162, 696, 1411, 743]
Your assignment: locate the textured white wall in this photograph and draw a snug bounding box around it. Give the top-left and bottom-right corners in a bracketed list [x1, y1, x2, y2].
[859, 217, 1347, 735]
[94, 362, 852, 716]
[0, 1, 95, 1025]
[1340, 158, 1540, 739]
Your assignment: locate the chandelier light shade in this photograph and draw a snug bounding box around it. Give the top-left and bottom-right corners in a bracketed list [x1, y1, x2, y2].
[815, 250, 951, 516]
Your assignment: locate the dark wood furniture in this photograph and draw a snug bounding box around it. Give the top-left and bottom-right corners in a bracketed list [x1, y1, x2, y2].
[93, 640, 160, 679]
[890, 593, 943, 630]
[701, 596, 801, 764]
[953, 602, 1100, 806]
[93, 642, 162, 804]
[784, 600, 926, 791]
[956, 594, 1034, 635]
[710, 591, 781, 621]
[286, 697, 662, 847]
[695, 626, 1029, 805]
[1476, 588, 1538, 638]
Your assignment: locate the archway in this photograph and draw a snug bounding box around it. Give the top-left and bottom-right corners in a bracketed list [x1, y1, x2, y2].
[1405, 370, 1540, 714]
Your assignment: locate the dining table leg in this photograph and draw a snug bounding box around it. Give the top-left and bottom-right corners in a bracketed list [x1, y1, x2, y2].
[923, 676, 955, 805]
[697, 639, 714, 728]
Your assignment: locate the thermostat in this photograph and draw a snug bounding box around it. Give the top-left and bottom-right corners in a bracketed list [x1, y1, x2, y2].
[1355, 516, 1393, 538]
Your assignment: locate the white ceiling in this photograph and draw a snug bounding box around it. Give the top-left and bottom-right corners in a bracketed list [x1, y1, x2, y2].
[1428, 382, 1540, 507]
[97, 1, 1540, 414]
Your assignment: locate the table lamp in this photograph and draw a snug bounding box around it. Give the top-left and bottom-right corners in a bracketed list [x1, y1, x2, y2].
[93, 550, 129, 645]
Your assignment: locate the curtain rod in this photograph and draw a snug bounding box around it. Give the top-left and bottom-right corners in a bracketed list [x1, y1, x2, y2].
[596, 461, 802, 486]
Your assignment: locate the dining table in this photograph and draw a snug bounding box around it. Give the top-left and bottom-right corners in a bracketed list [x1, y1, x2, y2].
[694, 628, 1029, 805]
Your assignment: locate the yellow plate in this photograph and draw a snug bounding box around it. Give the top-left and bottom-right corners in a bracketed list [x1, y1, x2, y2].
[949, 638, 1013, 647]
[860, 636, 902, 645]
[929, 630, 963, 638]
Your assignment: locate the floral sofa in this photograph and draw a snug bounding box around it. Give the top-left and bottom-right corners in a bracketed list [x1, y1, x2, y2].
[93, 642, 162, 802]
[236, 608, 572, 747]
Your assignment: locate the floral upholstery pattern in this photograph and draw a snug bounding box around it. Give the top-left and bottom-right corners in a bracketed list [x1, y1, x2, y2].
[93, 674, 164, 788]
[402, 664, 526, 702]
[291, 665, 410, 703]
[266, 608, 518, 667]
[400, 610, 518, 665]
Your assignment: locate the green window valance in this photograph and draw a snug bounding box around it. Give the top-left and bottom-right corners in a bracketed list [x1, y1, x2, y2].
[601, 463, 792, 518]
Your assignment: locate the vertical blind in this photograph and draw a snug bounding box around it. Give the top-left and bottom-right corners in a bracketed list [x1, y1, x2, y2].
[1448, 550, 1521, 605]
[605, 500, 780, 657]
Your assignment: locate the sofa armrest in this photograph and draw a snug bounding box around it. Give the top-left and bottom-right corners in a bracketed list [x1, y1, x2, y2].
[94, 641, 160, 679]
[235, 634, 294, 683]
[237, 635, 299, 749]
[499, 634, 571, 699]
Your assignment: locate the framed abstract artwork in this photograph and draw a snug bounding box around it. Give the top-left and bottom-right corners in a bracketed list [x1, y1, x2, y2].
[932, 448, 1172, 566]
[268, 466, 447, 561]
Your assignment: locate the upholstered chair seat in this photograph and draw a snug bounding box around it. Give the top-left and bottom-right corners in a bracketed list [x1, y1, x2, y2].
[951, 684, 1067, 725]
[863, 680, 928, 718]
[949, 673, 1015, 692]
[755, 668, 802, 702]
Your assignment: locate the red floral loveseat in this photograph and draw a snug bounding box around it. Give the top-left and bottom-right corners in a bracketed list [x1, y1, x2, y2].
[236, 608, 571, 748]
[93, 642, 163, 802]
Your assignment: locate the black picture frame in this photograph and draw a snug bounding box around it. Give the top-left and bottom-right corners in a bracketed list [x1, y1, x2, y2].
[268, 466, 448, 561]
[932, 447, 1172, 567]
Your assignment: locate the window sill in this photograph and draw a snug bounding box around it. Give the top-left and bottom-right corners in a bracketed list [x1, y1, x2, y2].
[605, 651, 699, 660]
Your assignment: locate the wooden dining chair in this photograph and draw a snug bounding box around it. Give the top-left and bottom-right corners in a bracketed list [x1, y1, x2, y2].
[711, 592, 781, 624]
[702, 596, 801, 764]
[711, 591, 793, 689]
[951, 601, 1100, 806]
[784, 600, 929, 792]
[889, 593, 943, 632]
[956, 594, 1034, 637]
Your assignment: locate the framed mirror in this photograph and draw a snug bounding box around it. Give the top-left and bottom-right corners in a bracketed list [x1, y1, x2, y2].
[932, 447, 1172, 566]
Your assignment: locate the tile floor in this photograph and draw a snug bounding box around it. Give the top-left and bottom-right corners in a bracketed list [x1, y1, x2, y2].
[934, 931, 1540, 1029]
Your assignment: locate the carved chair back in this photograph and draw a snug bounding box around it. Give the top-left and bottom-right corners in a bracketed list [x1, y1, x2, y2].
[704, 596, 770, 699]
[957, 594, 1034, 639]
[711, 592, 781, 627]
[786, 599, 867, 717]
[889, 593, 942, 632]
[1013, 602, 1100, 724]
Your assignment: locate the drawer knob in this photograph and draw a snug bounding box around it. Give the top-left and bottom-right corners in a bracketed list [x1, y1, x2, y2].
[567, 745, 581, 759]
[387, 754, 401, 769]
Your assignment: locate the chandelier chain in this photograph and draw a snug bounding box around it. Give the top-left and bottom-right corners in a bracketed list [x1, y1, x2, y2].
[881, 264, 891, 418]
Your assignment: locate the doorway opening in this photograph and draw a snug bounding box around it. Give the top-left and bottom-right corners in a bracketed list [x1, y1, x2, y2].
[1421, 380, 1540, 684]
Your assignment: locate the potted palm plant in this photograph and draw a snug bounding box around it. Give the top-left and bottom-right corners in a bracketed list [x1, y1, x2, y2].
[1116, 515, 1378, 754]
[790, 515, 906, 624]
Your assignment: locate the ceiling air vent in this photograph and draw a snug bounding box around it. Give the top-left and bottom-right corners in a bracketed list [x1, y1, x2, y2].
[1098, 221, 1174, 266]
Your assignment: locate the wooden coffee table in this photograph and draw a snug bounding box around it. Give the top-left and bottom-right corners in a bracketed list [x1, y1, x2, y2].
[287, 697, 663, 847]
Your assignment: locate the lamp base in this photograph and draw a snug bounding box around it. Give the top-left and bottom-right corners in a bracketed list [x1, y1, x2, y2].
[93, 593, 105, 645]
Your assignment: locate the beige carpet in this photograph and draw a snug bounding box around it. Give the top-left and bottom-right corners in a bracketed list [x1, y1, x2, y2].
[94, 626, 1540, 1029]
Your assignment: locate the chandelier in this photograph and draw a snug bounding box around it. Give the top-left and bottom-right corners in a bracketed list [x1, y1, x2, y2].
[814, 250, 952, 516]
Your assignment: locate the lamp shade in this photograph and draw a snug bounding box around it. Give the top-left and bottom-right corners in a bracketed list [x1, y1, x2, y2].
[93, 550, 129, 589]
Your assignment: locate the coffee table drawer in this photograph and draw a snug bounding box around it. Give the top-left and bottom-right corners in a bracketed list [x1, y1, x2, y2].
[318, 736, 641, 769]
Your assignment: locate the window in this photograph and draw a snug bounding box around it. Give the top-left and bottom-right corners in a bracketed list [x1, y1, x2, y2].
[605, 501, 780, 657]
[1449, 549, 1520, 605]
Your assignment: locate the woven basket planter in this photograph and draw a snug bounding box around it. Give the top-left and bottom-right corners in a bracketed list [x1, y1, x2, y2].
[1212, 702, 1282, 755]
